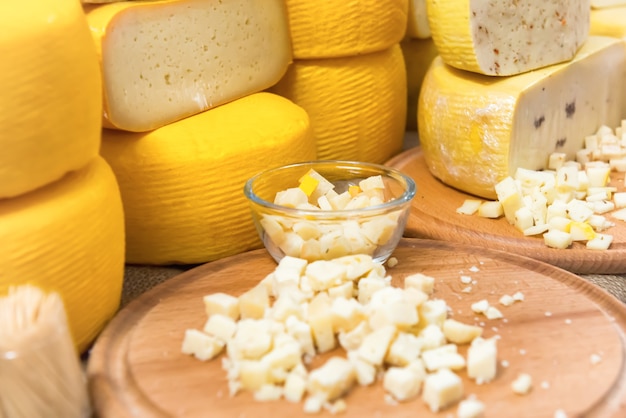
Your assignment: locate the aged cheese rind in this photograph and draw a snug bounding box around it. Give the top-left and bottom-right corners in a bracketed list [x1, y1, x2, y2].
[418, 36, 626, 199]
[284, 0, 407, 59]
[427, 0, 590, 76]
[85, 0, 292, 132]
[100, 93, 316, 265]
[0, 0, 101, 198]
[0, 157, 125, 353]
[270, 45, 406, 164]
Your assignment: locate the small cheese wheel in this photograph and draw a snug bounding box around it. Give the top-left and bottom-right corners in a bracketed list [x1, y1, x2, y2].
[0, 157, 125, 353]
[84, 0, 292, 132]
[400, 38, 438, 131]
[100, 92, 316, 265]
[418, 36, 626, 199]
[405, 0, 431, 39]
[270, 45, 406, 164]
[284, 0, 407, 59]
[0, 0, 101, 199]
[591, 6, 626, 37]
[427, 0, 590, 76]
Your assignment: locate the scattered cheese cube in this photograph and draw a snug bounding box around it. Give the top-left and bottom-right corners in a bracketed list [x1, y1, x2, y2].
[422, 368, 464, 412]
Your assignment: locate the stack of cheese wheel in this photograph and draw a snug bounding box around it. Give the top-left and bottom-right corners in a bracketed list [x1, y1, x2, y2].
[418, 0, 626, 199]
[0, 0, 125, 353]
[83, 0, 317, 265]
[270, 0, 408, 163]
[400, 0, 440, 131]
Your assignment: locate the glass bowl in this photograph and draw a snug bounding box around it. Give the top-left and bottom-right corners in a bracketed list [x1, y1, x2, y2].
[243, 160, 416, 264]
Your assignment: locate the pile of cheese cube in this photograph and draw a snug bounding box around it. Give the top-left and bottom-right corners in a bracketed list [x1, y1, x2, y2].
[260, 170, 402, 261]
[458, 122, 626, 250]
[181, 254, 501, 416]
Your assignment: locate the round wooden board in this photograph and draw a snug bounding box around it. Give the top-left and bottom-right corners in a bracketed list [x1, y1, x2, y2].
[386, 147, 626, 274]
[88, 239, 626, 418]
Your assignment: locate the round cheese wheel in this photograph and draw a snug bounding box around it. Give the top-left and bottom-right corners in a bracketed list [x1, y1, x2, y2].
[284, 0, 407, 59]
[0, 0, 102, 199]
[270, 45, 407, 164]
[0, 157, 125, 353]
[100, 92, 316, 265]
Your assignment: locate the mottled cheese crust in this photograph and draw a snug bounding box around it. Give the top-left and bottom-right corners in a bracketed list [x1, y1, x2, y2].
[427, 0, 590, 76]
[419, 36, 626, 199]
[85, 0, 292, 132]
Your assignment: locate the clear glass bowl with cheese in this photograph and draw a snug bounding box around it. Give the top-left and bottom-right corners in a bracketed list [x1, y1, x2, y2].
[244, 160, 416, 264]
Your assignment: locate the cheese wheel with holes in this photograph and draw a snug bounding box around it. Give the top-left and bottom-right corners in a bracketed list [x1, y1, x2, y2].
[418, 36, 626, 199]
[591, 6, 626, 37]
[84, 0, 292, 132]
[284, 0, 408, 59]
[427, 0, 590, 76]
[270, 45, 407, 163]
[0, 0, 101, 199]
[100, 92, 316, 265]
[0, 157, 125, 353]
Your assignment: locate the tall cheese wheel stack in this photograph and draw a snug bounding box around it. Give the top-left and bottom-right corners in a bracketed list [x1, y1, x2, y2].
[270, 0, 408, 164]
[84, 0, 317, 265]
[1, 0, 125, 353]
[417, 1, 626, 199]
[100, 93, 315, 265]
[401, 0, 439, 131]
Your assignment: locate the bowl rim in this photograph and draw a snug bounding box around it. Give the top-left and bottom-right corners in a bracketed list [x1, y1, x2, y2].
[243, 160, 417, 217]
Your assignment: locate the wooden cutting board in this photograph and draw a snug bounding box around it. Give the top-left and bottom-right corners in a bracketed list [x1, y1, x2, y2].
[386, 147, 626, 274]
[88, 239, 626, 418]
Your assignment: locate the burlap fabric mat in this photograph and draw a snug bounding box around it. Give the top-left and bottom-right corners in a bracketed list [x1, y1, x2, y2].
[121, 264, 626, 309]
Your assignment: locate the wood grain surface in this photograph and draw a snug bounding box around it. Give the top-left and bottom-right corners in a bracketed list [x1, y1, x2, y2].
[386, 147, 626, 275]
[87, 239, 626, 418]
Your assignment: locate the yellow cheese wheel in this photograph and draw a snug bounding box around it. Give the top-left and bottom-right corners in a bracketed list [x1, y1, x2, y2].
[100, 92, 316, 265]
[85, 0, 292, 132]
[591, 6, 626, 37]
[401, 38, 438, 131]
[270, 45, 407, 164]
[427, 0, 590, 76]
[0, 0, 102, 199]
[418, 36, 626, 199]
[284, 0, 408, 59]
[0, 157, 125, 353]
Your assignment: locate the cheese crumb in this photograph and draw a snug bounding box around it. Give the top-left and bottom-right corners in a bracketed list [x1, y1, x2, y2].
[511, 373, 533, 395]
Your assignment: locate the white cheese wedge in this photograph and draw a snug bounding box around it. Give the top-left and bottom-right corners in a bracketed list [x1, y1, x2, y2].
[85, 0, 292, 132]
[419, 36, 626, 199]
[427, 0, 590, 76]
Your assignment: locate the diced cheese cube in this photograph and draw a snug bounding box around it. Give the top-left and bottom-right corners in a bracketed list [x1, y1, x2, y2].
[421, 344, 466, 372]
[305, 259, 347, 291]
[357, 325, 397, 366]
[239, 360, 272, 391]
[239, 285, 270, 319]
[418, 299, 448, 328]
[457, 396, 486, 418]
[253, 384, 283, 402]
[357, 277, 389, 305]
[418, 324, 447, 350]
[467, 337, 498, 384]
[346, 350, 378, 386]
[307, 292, 336, 353]
[307, 357, 356, 402]
[383, 366, 424, 401]
[386, 332, 424, 366]
[456, 199, 482, 215]
[404, 272, 436, 295]
[285, 315, 316, 357]
[181, 329, 225, 361]
[203, 292, 239, 320]
[284, 372, 307, 403]
[203, 313, 237, 342]
[338, 320, 371, 352]
[231, 319, 273, 360]
[442, 319, 483, 344]
[586, 233, 613, 250]
[331, 297, 366, 333]
[422, 368, 464, 412]
[477, 201, 504, 219]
